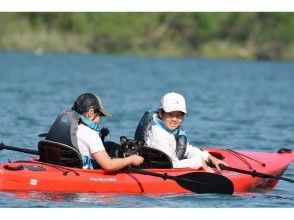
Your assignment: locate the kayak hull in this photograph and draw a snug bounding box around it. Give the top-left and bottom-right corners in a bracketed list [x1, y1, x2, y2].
[0, 148, 293, 194]
[0, 164, 194, 194]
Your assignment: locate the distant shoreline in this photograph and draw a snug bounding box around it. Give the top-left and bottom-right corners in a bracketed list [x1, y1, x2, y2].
[1, 13, 293, 61]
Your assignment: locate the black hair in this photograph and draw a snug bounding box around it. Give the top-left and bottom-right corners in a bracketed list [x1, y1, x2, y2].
[158, 109, 165, 119]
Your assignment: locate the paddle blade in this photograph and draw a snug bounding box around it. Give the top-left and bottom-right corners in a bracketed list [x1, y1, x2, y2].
[176, 172, 234, 195]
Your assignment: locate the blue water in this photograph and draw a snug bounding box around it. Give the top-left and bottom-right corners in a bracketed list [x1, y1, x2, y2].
[0, 51, 293, 207]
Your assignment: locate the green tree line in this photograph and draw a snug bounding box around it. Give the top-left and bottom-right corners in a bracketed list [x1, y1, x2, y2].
[0, 13, 293, 60]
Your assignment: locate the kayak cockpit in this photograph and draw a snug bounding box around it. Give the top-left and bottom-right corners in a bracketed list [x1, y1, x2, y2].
[37, 139, 173, 170]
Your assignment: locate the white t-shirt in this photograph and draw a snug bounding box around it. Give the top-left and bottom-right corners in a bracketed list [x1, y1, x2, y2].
[76, 124, 105, 159]
[146, 124, 209, 168]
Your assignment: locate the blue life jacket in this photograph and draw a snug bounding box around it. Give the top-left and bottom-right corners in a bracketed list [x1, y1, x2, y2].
[134, 111, 187, 160]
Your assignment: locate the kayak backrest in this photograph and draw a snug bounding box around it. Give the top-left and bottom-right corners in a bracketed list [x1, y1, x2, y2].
[38, 140, 83, 168]
[137, 146, 173, 169]
[119, 136, 173, 168]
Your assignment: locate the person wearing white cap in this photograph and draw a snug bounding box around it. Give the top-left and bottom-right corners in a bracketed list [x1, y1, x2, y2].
[134, 92, 226, 172]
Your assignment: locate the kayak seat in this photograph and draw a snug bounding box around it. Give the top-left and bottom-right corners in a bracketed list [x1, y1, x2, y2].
[103, 140, 173, 169]
[120, 136, 173, 169]
[38, 140, 83, 168]
[137, 146, 173, 169]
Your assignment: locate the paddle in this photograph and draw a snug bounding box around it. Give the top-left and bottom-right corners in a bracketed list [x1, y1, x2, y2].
[0, 143, 39, 155]
[219, 164, 294, 183]
[126, 167, 234, 194]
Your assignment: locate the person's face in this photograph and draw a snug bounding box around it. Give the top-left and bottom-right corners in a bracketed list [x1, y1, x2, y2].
[161, 110, 185, 130]
[87, 109, 101, 124]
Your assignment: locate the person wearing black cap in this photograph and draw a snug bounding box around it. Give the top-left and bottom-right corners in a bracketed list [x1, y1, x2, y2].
[71, 93, 144, 170]
[46, 92, 144, 170]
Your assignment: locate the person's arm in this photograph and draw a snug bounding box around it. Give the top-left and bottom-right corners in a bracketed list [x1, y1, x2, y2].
[185, 143, 227, 170]
[92, 151, 144, 171]
[173, 156, 203, 168]
[185, 143, 209, 160]
[79, 127, 144, 171]
[206, 154, 228, 170]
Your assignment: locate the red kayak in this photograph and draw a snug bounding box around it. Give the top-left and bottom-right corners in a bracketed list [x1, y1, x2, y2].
[0, 147, 293, 194]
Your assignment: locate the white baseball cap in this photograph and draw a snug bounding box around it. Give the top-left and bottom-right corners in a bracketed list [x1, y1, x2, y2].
[160, 92, 187, 113]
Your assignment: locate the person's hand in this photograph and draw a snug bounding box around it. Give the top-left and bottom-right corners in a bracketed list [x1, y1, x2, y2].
[202, 159, 215, 173]
[208, 155, 228, 171]
[130, 155, 144, 166]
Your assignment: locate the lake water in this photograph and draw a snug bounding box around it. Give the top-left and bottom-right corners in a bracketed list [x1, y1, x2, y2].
[0, 51, 293, 208]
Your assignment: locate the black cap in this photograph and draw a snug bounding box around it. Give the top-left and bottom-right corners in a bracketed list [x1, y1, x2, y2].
[71, 93, 112, 118]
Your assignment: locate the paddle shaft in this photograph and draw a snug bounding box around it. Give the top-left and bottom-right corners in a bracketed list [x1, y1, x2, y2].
[0, 143, 39, 155]
[126, 167, 183, 182]
[220, 164, 294, 183]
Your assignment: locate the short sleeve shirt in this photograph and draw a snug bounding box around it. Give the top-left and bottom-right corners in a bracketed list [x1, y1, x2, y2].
[76, 124, 105, 159]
